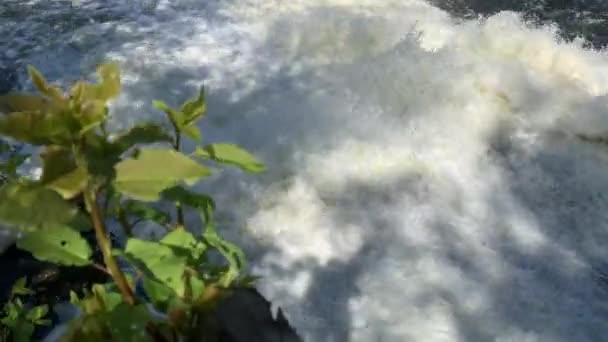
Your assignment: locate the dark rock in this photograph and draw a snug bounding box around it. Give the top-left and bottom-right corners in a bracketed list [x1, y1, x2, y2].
[212, 287, 303, 342]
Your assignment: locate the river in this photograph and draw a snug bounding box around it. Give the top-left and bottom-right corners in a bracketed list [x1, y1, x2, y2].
[2, 0, 608, 341]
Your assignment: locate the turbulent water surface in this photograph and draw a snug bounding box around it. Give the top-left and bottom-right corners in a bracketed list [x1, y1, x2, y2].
[3, 0, 608, 341]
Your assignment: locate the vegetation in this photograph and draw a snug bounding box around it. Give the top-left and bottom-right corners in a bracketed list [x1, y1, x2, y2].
[0, 63, 265, 341]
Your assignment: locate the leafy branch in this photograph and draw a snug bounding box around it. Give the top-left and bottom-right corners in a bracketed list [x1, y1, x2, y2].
[0, 63, 266, 340]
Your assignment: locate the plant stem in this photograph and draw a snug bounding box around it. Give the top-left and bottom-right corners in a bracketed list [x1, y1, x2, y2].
[84, 188, 136, 305]
[172, 131, 185, 228]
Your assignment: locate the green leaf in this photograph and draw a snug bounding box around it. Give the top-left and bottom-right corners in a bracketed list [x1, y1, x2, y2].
[122, 200, 171, 226]
[33, 319, 51, 326]
[69, 81, 87, 104]
[190, 276, 205, 302]
[152, 100, 173, 114]
[153, 100, 183, 127]
[61, 313, 108, 341]
[69, 291, 80, 305]
[40, 147, 76, 182]
[83, 135, 124, 178]
[76, 100, 107, 135]
[95, 63, 121, 101]
[125, 238, 187, 295]
[181, 124, 202, 143]
[0, 94, 52, 113]
[25, 305, 48, 322]
[195, 143, 265, 173]
[70, 284, 122, 316]
[113, 123, 174, 150]
[11, 321, 34, 342]
[17, 225, 92, 266]
[142, 276, 176, 311]
[27, 65, 55, 97]
[0, 184, 80, 231]
[46, 166, 88, 199]
[92, 284, 122, 312]
[160, 229, 206, 262]
[0, 110, 73, 146]
[161, 186, 215, 213]
[180, 87, 206, 126]
[3, 302, 20, 324]
[107, 304, 151, 342]
[113, 148, 211, 201]
[201, 214, 246, 287]
[10, 277, 34, 297]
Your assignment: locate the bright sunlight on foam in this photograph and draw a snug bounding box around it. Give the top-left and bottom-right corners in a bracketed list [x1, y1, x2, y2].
[17, 0, 608, 340]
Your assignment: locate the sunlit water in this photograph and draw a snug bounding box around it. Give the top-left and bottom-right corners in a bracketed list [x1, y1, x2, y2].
[3, 0, 608, 340]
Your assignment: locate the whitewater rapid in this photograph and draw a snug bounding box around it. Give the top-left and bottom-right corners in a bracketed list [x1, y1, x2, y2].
[5, 0, 608, 340]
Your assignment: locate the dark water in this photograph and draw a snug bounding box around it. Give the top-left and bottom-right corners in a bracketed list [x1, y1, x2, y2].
[0, 0, 606, 94]
[430, 0, 608, 48]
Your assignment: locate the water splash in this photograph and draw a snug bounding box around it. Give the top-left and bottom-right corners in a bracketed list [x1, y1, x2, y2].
[4, 0, 608, 340]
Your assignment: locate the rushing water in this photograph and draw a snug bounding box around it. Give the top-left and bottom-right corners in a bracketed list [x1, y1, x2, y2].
[3, 0, 608, 341]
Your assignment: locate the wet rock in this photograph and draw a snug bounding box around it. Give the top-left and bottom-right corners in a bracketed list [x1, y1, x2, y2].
[211, 287, 303, 342]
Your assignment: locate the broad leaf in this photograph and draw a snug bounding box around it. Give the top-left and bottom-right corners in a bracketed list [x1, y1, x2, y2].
[113, 149, 211, 201]
[161, 186, 214, 213]
[195, 143, 265, 173]
[95, 63, 121, 101]
[70, 284, 122, 315]
[181, 124, 202, 143]
[153, 100, 182, 127]
[0, 111, 72, 146]
[122, 200, 171, 226]
[160, 229, 206, 262]
[17, 225, 92, 266]
[28, 66, 48, 95]
[201, 214, 246, 287]
[152, 100, 173, 115]
[189, 276, 205, 302]
[76, 100, 107, 135]
[27, 66, 65, 102]
[107, 304, 151, 342]
[40, 147, 75, 183]
[10, 277, 34, 297]
[142, 276, 176, 311]
[61, 313, 109, 341]
[69, 81, 87, 104]
[0, 94, 52, 113]
[25, 305, 48, 322]
[180, 87, 206, 126]
[40, 146, 87, 199]
[46, 166, 88, 199]
[91, 284, 123, 312]
[10, 321, 34, 342]
[125, 238, 187, 295]
[113, 123, 173, 150]
[83, 135, 123, 178]
[0, 184, 79, 231]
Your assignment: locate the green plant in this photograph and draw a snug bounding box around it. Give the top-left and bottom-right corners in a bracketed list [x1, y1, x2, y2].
[0, 277, 50, 342]
[0, 63, 265, 340]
